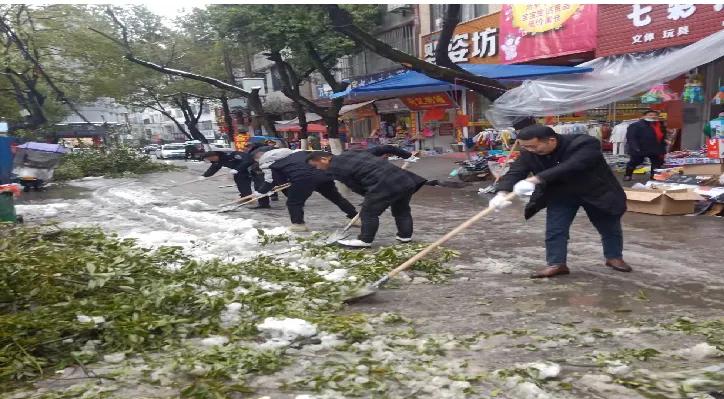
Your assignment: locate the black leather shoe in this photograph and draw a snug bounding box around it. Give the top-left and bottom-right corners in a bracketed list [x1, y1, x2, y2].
[530, 264, 570, 279]
[605, 259, 632, 272]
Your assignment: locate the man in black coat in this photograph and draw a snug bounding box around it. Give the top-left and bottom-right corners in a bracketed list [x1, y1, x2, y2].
[624, 109, 667, 181]
[368, 145, 413, 159]
[307, 150, 427, 248]
[254, 148, 357, 232]
[491, 124, 630, 278]
[201, 150, 270, 209]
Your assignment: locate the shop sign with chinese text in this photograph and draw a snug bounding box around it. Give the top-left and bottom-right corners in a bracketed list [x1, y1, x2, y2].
[420, 12, 500, 64]
[499, 4, 598, 64]
[597, 5, 724, 57]
[400, 94, 455, 111]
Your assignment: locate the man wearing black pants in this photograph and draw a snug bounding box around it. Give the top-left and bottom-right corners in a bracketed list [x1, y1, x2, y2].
[254, 148, 357, 232]
[201, 150, 270, 209]
[307, 150, 427, 248]
[624, 109, 667, 181]
[490, 124, 630, 278]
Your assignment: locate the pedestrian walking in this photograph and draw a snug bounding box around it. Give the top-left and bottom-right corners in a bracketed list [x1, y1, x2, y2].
[489, 124, 631, 278]
[254, 148, 357, 232]
[624, 109, 668, 181]
[307, 150, 427, 248]
[201, 150, 270, 209]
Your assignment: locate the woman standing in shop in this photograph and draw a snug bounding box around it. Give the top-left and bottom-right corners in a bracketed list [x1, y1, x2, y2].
[624, 109, 667, 181]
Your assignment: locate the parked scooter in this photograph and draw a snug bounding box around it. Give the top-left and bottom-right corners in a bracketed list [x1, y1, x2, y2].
[12, 142, 67, 191]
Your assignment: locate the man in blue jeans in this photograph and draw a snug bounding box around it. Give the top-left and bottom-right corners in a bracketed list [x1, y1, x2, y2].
[490, 124, 631, 278]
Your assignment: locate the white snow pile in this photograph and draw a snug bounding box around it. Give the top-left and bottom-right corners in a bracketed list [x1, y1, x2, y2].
[675, 342, 721, 360]
[318, 268, 349, 282]
[178, 199, 210, 211]
[521, 362, 561, 380]
[200, 335, 229, 347]
[219, 302, 243, 328]
[256, 317, 317, 349]
[76, 315, 106, 325]
[15, 202, 71, 218]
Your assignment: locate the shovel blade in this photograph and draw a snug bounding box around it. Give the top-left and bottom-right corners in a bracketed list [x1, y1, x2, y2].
[323, 229, 351, 245]
[342, 285, 377, 303]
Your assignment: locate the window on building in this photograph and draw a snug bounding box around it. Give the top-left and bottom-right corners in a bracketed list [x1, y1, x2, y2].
[144, 128, 152, 137]
[461, 4, 488, 22]
[431, 5, 488, 31]
[270, 65, 282, 92]
[199, 120, 212, 131]
[143, 118, 151, 125]
[350, 118, 373, 139]
[430, 4, 445, 32]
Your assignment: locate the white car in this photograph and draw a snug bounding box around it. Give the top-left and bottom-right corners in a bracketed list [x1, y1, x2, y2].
[156, 144, 186, 159]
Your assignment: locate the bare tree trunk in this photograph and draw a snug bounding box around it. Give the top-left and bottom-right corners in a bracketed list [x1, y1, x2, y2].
[220, 95, 235, 142]
[293, 102, 309, 150]
[324, 5, 507, 102]
[247, 89, 276, 136]
[0, 15, 92, 125]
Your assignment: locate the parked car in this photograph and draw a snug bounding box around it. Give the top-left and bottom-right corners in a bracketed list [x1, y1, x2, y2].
[155, 144, 186, 159]
[143, 144, 159, 154]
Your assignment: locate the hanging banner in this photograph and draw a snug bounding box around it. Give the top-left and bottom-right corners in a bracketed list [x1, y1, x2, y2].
[597, 5, 724, 57]
[499, 4, 598, 64]
[421, 12, 500, 65]
[401, 93, 455, 111]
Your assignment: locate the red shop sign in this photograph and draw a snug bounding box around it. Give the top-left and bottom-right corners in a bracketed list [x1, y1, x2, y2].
[401, 93, 455, 111]
[597, 4, 724, 57]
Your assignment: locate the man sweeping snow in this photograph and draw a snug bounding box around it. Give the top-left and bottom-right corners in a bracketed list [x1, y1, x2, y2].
[307, 150, 427, 248]
[489, 124, 630, 278]
[253, 147, 358, 232]
[201, 150, 270, 209]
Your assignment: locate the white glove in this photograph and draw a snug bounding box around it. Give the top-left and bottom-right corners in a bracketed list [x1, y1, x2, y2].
[489, 192, 512, 211]
[513, 180, 536, 197]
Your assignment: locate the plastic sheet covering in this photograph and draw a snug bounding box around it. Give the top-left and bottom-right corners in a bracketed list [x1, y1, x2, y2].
[486, 30, 724, 129]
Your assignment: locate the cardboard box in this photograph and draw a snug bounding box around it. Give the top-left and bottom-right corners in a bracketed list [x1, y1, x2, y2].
[624, 187, 704, 215]
[681, 163, 724, 175]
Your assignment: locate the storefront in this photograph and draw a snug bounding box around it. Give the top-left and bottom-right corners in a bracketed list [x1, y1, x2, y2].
[499, 4, 598, 65]
[421, 12, 500, 149]
[597, 4, 724, 150]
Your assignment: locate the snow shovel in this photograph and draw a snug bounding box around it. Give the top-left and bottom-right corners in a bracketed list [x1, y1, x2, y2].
[218, 183, 291, 213]
[344, 191, 517, 302]
[323, 161, 414, 245]
[323, 213, 361, 245]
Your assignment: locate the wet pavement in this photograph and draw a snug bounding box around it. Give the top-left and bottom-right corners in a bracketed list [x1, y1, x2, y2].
[13, 156, 724, 398]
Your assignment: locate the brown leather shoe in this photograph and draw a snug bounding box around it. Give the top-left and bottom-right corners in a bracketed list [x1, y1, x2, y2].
[530, 264, 570, 279]
[605, 258, 632, 272]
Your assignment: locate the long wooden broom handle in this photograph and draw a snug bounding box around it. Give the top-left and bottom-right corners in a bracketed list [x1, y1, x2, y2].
[386, 191, 517, 279]
[165, 173, 227, 189]
[238, 183, 291, 206]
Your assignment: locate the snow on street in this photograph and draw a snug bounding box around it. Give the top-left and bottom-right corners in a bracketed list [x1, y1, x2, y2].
[12, 158, 724, 398]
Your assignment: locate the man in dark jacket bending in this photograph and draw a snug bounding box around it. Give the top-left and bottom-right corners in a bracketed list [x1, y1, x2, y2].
[491, 124, 631, 278]
[624, 109, 667, 181]
[254, 148, 357, 232]
[307, 150, 427, 248]
[201, 150, 270, 209]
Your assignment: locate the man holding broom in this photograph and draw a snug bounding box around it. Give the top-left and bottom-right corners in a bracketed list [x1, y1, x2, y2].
[253, 147, 358, 232]
[307, 150, 427, 248]
[201, 150, 270, 209]
[490, 124, 631, 278]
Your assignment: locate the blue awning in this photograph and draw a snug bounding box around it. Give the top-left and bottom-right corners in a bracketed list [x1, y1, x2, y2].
[330, 63, 593, 100]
